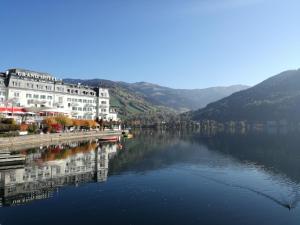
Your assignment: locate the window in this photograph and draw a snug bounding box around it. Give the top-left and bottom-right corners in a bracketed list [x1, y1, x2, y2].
[14, 92, 19, 97]
[58, 97, 63, 103]
[47, 96, 52, 100]
[40, 95, 46, 99]
[26, 93, 32, 98]
[33, 94, 39, 99]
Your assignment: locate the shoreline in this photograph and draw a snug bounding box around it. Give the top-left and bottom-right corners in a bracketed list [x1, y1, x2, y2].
[0, 130, 122, 151]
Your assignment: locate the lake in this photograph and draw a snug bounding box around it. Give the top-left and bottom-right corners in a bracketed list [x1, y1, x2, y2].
[1, 129, 300, 225]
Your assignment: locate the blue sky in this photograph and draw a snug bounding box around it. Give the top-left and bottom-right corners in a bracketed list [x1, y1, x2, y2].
[0, 0, 299, 89]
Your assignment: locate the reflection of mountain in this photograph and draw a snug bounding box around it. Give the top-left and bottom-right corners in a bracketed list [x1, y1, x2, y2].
[111, 130, 300, 185]
[189, 131, 300, 183]
[0, 141, 119, 207]
[109, 130, 182, 174]
[109, 130, 300, 210]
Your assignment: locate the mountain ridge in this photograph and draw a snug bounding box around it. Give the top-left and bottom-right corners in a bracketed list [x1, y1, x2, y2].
[191, 69, 300, 122]
[63, 78, 249, 118]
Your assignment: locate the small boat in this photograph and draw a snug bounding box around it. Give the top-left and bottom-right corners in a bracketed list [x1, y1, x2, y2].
[99, 136, 119, 142]
[122, 130, 130, 135]
[123, 133, 133, 139]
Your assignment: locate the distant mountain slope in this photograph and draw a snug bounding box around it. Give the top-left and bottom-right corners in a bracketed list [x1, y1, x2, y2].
[119, 82, 248, 112]
[191, 69, 300, 122]
[64, 78, 248, 117]
[64, 78, 160, 118]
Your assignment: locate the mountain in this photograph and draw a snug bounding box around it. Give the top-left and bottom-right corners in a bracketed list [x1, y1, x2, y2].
[118, 82, 248, 112]
[63, 78, 161, 118]
[64, 78, 248, 118]
[191, 69, 300, 122]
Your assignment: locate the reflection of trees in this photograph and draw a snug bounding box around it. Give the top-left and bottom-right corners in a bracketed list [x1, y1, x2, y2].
[18, 141, 98, 162]
[41, 142, 98, 161]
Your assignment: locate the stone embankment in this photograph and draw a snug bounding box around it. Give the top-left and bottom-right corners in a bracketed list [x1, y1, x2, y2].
[0, 130, 122, 150]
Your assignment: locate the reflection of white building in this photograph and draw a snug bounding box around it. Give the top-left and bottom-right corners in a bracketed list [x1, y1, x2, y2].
[0, 142, 118, 206]
[0, 68, 118, 121]
[102, 144, 118, 159]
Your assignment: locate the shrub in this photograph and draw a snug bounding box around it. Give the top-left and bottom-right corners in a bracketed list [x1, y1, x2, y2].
[28, 124, 38, 133]
[43, 117, 57, 126]
[0, 118, 16, 125]
[56, 115, 73, 127]
[51, 123, 62, 132]
[0, 124, 19, 132]
[20, 123, 29, 131]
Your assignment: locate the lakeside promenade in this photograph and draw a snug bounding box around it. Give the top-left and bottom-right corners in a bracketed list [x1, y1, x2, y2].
[0, 130, 122, 150]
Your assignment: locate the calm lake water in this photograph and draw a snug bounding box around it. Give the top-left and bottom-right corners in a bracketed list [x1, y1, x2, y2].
[1, 129, 300, 225]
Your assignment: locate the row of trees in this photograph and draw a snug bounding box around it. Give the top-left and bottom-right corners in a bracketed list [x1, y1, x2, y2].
[0, 115, 121, 135]
[43, 115, 99, 132]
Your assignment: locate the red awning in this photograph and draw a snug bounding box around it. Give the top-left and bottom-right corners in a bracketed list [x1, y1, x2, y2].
[0, 107, 27, 113]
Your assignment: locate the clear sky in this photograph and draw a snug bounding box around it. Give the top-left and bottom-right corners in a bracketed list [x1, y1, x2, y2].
[0, 0, 299, 89]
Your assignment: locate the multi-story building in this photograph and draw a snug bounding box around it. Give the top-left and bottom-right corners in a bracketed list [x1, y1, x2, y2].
[0, 68, 117, 121]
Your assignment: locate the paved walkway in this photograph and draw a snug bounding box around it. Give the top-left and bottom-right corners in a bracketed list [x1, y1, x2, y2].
[0, 130, 122, 150]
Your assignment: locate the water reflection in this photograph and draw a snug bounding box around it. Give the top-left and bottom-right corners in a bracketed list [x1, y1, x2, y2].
[1, 130, 300, 225]
[0, 141, 120, 207]
[110, 130, 300, 211]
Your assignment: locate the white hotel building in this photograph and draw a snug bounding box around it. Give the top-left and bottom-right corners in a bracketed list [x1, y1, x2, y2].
[0, 68, 118, 121]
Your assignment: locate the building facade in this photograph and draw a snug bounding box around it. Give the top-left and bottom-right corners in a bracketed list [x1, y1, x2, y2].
[0, 68, 117, 121]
